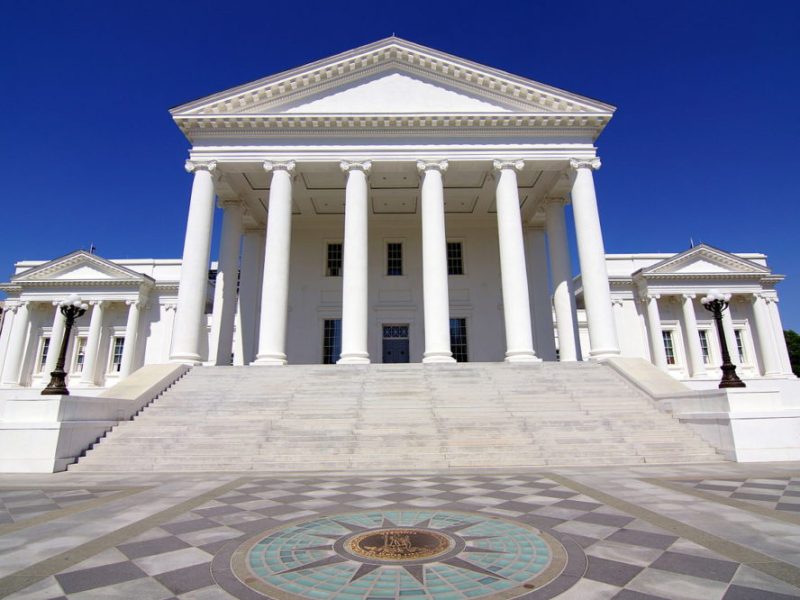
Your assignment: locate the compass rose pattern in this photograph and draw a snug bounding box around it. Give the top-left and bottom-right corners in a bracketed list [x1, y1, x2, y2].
[232, 510, 563, 599]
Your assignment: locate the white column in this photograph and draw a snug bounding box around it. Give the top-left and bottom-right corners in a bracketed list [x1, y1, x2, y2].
[209, 202, 243, 365]
[43, 303, 66, 375]
[1, 302, 30, 385]
[171, 160, 217, 364]
[234, 228, 265, 365]
[80, 300, 105, 385]
[525, 226, 556, 360]
[721, 305, 740, 365]
[418, 160, 455, 364]
[569, 158, 620, 358]
[162, 304, 177, 362]
[254, 161, 295, 365]
[493, 160, 537, 362]
[119, 300, 141, 378]
[680, 294, 706, 377]
[545, 199, 580, 361]
[752, 294, 782, 376]
[767, 296, 793, 374]
[0, 305, 16, 377]
[338, 161, 372, 364]
[611, 299, 624, 353]
[643, 293, 667, 369]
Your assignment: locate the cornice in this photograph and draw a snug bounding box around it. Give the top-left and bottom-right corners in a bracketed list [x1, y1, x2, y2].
[2, 280, 155, 289]
[174, 113, 611, 139]
[638, 272, 774, 281]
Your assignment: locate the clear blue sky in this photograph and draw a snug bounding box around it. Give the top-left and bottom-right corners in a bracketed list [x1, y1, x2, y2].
[1, 1, 798, 329]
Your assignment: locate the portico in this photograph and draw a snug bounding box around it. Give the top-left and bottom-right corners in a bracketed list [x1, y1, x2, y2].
[171, 156, 618, 367]
[168, 37, 621, 366]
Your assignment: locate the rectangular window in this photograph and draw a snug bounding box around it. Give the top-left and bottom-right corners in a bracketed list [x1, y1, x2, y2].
[447, 242, 464, 275]
[662, 330, 676, 365]
[386, 242, 403, 276]
[74, 337, 87, 373]
[38, 337, 51, 372]
[326, 243, 343, 277]
[734, 330, 746, 362]
[111, 337, 125, 372]
[698, 330, 711, 365]
[450, 318, 468, 362]
[322, 319, 342, 364]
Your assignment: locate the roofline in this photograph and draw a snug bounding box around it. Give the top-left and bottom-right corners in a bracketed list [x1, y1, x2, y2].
[170, 36, 616, 116]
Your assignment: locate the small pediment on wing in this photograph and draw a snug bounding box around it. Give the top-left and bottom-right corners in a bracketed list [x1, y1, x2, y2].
[12, 251, 153, 284]
[642, 244, 770, 276]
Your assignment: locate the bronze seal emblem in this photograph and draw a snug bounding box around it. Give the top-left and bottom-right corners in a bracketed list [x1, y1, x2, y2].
[345, 528, 452, 561]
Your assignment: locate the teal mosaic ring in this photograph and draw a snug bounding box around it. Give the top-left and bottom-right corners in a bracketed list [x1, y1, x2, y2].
[230, 510, 567, 599]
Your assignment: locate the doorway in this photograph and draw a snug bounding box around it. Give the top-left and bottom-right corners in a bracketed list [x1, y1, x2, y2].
[382, 324, 409, 363]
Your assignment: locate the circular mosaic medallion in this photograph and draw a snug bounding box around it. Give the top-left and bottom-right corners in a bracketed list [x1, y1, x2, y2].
[229, 510, 568, 599]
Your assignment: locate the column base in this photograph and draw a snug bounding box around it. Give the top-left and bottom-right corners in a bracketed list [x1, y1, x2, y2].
[423, 352, 456, 364]
[505, 350, 541, 363]
[337, 353, 370, 365]
[589, 348, 622, 360]
[252, 353, 287, 366]
[170, 354, 202, 366]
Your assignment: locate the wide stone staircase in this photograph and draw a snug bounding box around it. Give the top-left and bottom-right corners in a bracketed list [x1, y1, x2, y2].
[69, 362, 723, 472]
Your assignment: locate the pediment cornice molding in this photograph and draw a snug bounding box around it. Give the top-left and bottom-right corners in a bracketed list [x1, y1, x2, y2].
[171, 38, 613, 139]
[175, 113, 609, 138]
[173, 39, 614, 116]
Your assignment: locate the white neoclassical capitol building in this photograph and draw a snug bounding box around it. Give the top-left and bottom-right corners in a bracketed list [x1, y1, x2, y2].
[0, 37, 794, 393]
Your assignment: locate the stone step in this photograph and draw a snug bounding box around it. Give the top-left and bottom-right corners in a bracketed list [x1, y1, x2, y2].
[73, 362, 724, 472]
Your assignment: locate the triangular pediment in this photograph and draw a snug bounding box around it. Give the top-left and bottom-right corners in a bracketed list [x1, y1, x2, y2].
[266, 70, 514, 114]
[172, 37, 614, 119]
[12, 251, 153, 285]
[642, 244, 770, 276]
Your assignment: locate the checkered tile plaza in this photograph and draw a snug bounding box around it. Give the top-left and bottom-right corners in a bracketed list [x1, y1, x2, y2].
[2, 465, 800, 599]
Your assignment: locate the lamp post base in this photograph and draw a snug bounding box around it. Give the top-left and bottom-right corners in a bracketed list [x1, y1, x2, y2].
[719, 364, 746, 389]
[41, 369, 70, 395]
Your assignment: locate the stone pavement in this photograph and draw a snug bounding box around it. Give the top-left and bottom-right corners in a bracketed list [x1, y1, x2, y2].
[0, 463, 799, 599]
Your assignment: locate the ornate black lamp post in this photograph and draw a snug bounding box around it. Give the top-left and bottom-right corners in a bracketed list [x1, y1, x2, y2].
[701, 290, 746, 389]
[41, 294, 88, 396]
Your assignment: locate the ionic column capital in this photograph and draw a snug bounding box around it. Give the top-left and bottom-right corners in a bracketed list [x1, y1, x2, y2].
[682, 293, 696, 301]
[263, 160, 296, 174]
[4, 304, 19, 315]
[185, 160, 218, 174]
[569, 157, 601, 171]
[340, 160, 372, 174]
[417, 160, 448, 173]
[611, 298, 624, 307]
[753, 292, 777, 304]
[492, 159, 524, 172]
[163, 303, 178, 312]
[89, 300, 106, 308]
[125, 300, 142, 309]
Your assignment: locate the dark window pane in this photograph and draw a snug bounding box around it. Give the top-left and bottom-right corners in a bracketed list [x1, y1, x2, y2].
[326, 243, 342, 277]
[450, 318, 468, 362]
[323, 319, 342, 364]
[447, 242, 464, 275]
[387, 243, 403, 276]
